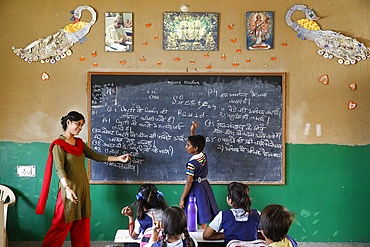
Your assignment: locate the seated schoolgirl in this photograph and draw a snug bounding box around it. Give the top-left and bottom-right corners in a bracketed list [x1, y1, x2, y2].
[146, 206, 198, 247]
[259, 204, 298, 247]
[121, 183, 168, 239]
[203, 182, 260, 244]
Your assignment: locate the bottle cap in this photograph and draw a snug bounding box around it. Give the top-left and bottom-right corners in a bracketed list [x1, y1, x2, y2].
[189, 197, 196, 203]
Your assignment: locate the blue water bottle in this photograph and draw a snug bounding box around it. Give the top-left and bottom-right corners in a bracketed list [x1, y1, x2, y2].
[187, 197, 197, 232]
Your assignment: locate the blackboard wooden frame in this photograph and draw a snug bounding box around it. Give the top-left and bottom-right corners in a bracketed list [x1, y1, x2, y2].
[88, 72, 286, 185]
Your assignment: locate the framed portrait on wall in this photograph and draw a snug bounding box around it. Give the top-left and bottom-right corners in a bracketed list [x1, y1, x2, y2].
[246, 11, 274, 50]
[163, 12, 219, 51]
[105, 12, 133, 52]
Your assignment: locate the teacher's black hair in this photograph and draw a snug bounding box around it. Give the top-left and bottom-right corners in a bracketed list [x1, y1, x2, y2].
[60, 111, 85, 131]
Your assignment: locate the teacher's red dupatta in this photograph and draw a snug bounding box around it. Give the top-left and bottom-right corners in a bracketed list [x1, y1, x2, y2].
[36, 138, 84, 215]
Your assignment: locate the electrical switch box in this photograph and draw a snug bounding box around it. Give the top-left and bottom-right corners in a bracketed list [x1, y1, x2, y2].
[17, 165, 36, 177]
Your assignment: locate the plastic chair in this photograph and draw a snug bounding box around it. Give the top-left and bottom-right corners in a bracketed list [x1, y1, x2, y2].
[226, 239, 268, 247]
[0, 185, 16, 247]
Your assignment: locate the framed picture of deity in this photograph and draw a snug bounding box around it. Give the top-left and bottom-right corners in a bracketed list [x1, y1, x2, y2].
[246, 11, 274, 50]
[163, 12, 219, 51]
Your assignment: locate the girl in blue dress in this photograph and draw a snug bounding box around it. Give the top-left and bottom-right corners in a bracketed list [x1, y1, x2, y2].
[122, 184, 168, 239]
[179, 121, 219, 229]
[146, 206, 197, 247]
[203, 182, 260, 244]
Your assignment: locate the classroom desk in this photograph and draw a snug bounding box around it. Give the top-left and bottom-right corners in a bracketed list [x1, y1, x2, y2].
[114, 229, 225, 247]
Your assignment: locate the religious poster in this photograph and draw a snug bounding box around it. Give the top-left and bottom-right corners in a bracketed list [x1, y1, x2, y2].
[246, 11, 274, 50]
[163, 12, 219, 51]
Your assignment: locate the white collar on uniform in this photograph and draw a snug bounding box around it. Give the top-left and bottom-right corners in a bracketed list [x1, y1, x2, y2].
[230, 208, 249, 221]
[146, 208, 163, 221]
[189, 152, 204, 161]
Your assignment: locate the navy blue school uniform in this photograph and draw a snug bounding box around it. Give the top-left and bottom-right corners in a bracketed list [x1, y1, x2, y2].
[286, 235, 298, 247]
[135, 208, 163, 235]
[209, 208, 260, 244]
[138, 214, 152, 234]
[184, 152, 219, 224]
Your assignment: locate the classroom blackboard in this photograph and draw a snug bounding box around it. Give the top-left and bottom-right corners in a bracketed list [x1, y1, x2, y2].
[88, 73, 285, 184]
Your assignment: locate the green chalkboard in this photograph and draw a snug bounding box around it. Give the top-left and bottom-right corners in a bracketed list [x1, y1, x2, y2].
[88, 73, 286, 184]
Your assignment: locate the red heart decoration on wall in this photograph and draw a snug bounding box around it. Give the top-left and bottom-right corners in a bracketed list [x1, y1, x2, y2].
[319, 75, 329, 85]
[41, 72, 50, 80]
[348, 101, 357, 110]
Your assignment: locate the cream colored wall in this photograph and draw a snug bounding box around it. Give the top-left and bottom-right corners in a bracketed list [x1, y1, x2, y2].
[1, 0, 369, 145]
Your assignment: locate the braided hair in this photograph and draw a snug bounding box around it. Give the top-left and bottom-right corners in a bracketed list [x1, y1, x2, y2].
[161, 206, 193, 247]
[134, 184, 168, 220]
[227, 182, 251, 215]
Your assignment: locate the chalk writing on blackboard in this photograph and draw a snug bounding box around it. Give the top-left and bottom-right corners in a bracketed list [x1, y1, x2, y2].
[88, 73, 285, 184]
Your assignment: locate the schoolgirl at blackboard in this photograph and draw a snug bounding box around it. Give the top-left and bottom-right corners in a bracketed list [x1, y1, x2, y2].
[179, 121, 219, 229]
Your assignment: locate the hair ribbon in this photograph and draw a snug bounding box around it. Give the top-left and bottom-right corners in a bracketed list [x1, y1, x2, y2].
[157, 190, 163, 198]
[136, 191, 145, 200]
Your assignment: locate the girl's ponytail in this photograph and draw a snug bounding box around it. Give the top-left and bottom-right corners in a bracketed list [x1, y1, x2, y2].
[183, 228, 193, 247]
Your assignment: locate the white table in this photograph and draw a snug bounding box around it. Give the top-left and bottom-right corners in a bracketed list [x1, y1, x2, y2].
[114, 229, 224, 246]
[114, 229, 140, 244]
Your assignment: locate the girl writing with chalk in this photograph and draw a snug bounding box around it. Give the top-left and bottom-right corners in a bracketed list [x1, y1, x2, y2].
[179, 121, 219, 230]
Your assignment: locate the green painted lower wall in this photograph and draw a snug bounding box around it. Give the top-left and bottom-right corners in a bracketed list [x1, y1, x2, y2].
[1, 142, 369, 242]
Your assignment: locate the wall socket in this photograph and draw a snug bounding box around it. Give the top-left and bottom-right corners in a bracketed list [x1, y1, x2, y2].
[17, 165, 36, 177]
